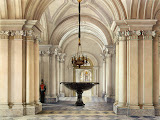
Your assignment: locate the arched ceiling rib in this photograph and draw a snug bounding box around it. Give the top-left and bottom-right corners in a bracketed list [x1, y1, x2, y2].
[1, 0, 160, 47]
[49, 15, 112, 45]
[61, 33, 104, 52]
[1, 0, 160, 20]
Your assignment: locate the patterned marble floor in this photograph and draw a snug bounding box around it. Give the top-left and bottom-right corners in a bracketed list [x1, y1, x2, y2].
[1, 97, 160, 120]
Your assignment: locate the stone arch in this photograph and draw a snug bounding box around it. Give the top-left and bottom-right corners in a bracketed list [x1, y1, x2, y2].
[50, 15, 113, 45]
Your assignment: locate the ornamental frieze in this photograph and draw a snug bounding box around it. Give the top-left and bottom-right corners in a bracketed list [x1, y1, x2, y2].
[116, 30, 156, 37]
[0, 30, 34, 37]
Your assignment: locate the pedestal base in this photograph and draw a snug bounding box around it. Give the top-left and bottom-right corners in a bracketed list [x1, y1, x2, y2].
[59, 93, 65, 97]
[0, 104, 24, 117]
[35, 102, 42, 114]
[75, 101, 85, 106]
[104, 96, 115, 103]
[45, 96, 59, 103]
[154, 106, 160, 116]
[113, 104, 155, 116]
[75, 90, 85, 106]
[102, 92, 106, 98]
[25, 105, 36, 115]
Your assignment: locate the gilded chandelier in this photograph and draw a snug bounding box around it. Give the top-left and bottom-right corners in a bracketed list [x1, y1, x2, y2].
[72, 0, 88, 68]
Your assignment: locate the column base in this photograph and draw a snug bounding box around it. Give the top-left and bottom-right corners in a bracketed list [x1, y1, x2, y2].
[35, 102, 42, 114]
[25, 104, 36, 115]
[113, 104, 128, 115]
[104, 96, 115, 103]
[59, 92, 65, 97]
[45, 96, 59, 103]
[102, 92, 106, 98]
[0, 104, 24, 117]
[113, 104, 155, 116]
[155, 106, 160, 116]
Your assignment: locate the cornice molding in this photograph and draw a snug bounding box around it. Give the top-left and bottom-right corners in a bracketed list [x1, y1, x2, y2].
[0, 19, 26, 31]
[113, 19, 158, 32]
[23, 20, 37, 30]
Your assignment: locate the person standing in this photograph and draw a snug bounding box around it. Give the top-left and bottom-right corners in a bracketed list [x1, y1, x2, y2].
[40, 79, 46, 103]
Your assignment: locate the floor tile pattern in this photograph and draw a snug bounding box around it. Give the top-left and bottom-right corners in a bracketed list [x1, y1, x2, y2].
[1, 97, 160, 120]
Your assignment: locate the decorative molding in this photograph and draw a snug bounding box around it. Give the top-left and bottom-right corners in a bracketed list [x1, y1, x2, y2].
[0, 30, 34, 37]
[0, 20, 26, 31]
[116, 31, 125, 37]
[59, 53, 66, 63]
[0, 31, 10, 36]
[54, 47, 61, 55]
[142, 30, 156, 37]
[104, 45, 116, 55]
[100, 45, 115, 61]
[116, 30, 156, 38]
[100, 51, 107, 61]
[23, 30, 34, 37]
[39, 51, 45, 56]
[10, 30, 24, 36]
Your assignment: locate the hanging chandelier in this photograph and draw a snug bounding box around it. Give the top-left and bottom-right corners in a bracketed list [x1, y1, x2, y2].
[72, 0, 88, 68]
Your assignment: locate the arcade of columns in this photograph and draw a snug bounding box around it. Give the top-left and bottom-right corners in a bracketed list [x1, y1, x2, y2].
[39, 46, 66, 102]
[1, 19, 160, 117]
[113, 20, 160, 116]
[0, 20, 42, 116]
[39, 44, 115, 103]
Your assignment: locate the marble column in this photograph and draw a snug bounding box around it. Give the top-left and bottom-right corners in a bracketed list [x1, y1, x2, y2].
[117, 33, 127, 107]
[100, 52, 106, 98]
[24, 20, 40, 115]
[25, 34, 35, 106]
[138, 35, 144, 107]
[106, 53, 112, 101]
[93, 67, 99, 96]
[0, 32, 9, 109]
[34, 39, 39, 104]
[153, 34, 159, 108]
[142, 31, 154, 109]
[127, 31, 139, 109]
[115, 40, 119, 105]
[159, 48, 160, 101]
[39, 51, 44, 87]
[56, 54, 60, 96]
[34, 38, 42, 113]
[43, 52, 51, 97]
[59, 53, 66, 97]
[9, 32, 24, 112]
[51, 53, 57, 99]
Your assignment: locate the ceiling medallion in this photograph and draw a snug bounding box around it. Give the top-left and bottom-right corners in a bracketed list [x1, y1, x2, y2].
[72, 0, 88, 68]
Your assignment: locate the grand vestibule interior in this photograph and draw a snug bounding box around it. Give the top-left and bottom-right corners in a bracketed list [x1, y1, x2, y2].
[1, 0, 160, 118]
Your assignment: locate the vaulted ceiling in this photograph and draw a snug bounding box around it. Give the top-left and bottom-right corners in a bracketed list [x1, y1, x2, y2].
[1, 0, 160, 46]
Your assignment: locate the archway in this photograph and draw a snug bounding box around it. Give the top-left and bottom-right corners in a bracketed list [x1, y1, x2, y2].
[73, 59, 94, 97]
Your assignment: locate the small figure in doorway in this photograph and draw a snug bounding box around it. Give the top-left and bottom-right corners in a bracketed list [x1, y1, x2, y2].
[40, 79, 46, 103]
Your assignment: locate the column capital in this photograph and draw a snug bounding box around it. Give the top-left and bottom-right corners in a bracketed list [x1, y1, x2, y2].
[54, 47, 62, 56]
[142, 30, 156, 40]
[125, 30, 141, 41]
[142, 30, 156, 37]
[39, 51, 45, 57]
[59, 53, 66, 63]
[125, 30, 141, 37]
[0, 31, 10, 39]
[34, 36, 41, 44]
[100, 52, 107, 62]
[103, 45, 116, 55]
[116, 31, 126, 37]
